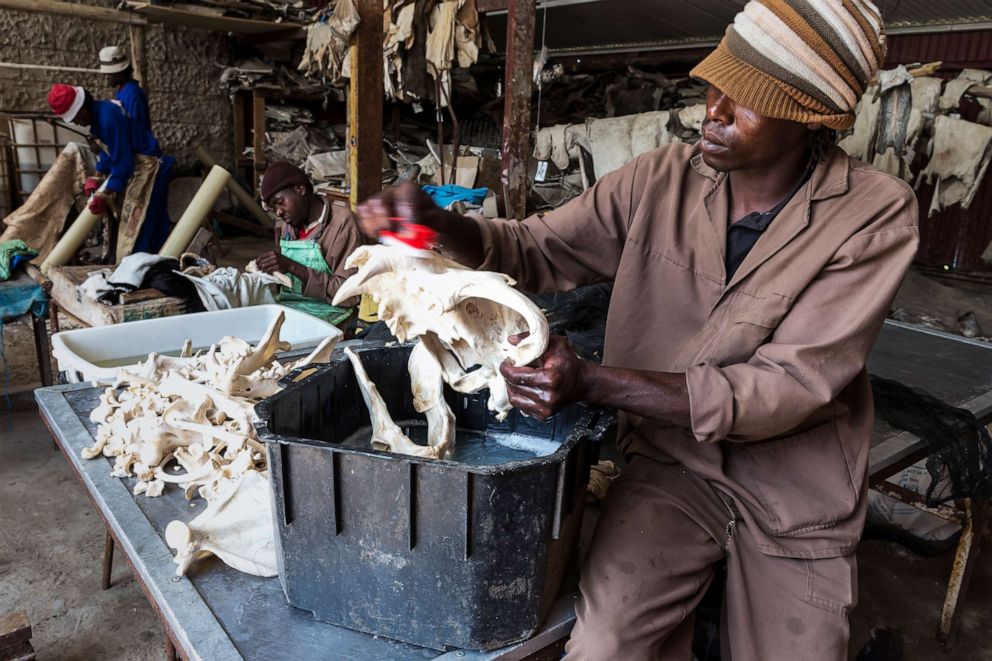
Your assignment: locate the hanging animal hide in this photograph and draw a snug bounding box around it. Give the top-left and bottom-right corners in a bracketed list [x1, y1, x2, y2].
[918, 115, 992, 215]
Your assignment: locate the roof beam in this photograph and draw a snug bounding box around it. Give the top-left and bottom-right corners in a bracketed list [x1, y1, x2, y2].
[0, 0, 147, 25]
[479, 0, 602, 14]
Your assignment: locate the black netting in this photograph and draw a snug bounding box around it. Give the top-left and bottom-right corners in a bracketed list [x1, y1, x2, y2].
[356, 320, 397, 343]
[870, 375, 992, 506]
[529, 282, 612, 361]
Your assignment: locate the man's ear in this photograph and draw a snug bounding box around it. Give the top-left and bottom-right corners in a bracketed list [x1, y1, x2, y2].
[294, 184, 309, 197]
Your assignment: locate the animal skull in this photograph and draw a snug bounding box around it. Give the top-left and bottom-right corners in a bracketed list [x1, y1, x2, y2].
[332, 245, 549, 420]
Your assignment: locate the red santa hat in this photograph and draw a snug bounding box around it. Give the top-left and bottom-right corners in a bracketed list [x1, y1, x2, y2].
[48, 84, 86, 122]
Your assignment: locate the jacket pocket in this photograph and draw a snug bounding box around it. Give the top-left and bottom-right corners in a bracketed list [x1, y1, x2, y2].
[725, 421, 859, 536]
[702, 292, 793, 366]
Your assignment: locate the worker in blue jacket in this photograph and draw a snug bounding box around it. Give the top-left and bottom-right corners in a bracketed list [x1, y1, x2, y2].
[100, 45, 152, 133]
[48, 84, 173, 256]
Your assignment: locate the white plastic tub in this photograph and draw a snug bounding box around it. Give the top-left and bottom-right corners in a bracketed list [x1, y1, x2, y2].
[51, 304, 343, 383]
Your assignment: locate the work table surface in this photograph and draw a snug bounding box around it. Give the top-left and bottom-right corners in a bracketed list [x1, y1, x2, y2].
[35, 320, 992, 660]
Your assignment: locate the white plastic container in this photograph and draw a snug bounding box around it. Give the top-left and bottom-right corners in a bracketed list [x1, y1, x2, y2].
[51, 304, 343, 383]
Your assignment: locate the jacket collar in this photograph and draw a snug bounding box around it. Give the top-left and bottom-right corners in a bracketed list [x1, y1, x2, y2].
[691, 145, 852, 289]
[689, 145, 849, 201]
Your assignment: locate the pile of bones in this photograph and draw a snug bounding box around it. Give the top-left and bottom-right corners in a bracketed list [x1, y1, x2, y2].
[83, 312, 338, 577]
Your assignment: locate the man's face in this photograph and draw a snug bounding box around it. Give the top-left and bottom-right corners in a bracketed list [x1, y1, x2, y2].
[73, 106, 92, 128]
[106, 71, 128, 88]
[267, 185, 310, 228]
[699, 86, 813, 172]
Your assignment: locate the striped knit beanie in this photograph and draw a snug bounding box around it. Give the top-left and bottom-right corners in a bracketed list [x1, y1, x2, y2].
[690, 0, 885, 130]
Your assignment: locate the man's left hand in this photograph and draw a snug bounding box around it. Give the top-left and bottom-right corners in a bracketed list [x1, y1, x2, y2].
[500, 334, 590, 421]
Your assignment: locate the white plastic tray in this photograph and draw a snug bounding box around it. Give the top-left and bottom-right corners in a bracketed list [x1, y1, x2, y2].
[51, 304, 343, 383]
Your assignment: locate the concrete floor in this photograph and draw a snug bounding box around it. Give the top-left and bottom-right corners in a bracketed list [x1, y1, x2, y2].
[0, 409, 162, 659]
[2, 407, 991, 660]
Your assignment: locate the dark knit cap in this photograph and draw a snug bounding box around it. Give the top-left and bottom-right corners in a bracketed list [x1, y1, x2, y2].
[260, 161, 310, 203]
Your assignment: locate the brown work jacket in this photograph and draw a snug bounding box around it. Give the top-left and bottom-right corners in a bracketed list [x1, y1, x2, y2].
[277, 196, 368, 304]
[471, 144, 919, 559]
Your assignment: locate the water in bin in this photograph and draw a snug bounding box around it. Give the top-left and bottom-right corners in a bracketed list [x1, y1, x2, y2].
[339, 421, 561, 466]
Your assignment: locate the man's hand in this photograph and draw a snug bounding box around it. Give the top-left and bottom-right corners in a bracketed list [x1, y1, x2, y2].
[256, 251, 308, 281]
[83, 177, 102, 197]
[256, 250, 291, 274]
[357, 182, 486, 267]
[500, 334, 591, 422]
[88, 192, 108, 215]
[355, 182, 449, 239]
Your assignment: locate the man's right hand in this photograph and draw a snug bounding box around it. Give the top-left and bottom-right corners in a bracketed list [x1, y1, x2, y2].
[355, 182, 448, 239]
[355, 182, 485, 267]
[88, 192, 108, 216]
[83, 177, 102, 197]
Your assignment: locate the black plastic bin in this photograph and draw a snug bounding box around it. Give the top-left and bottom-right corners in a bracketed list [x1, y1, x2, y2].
[254, 343, 615, 651]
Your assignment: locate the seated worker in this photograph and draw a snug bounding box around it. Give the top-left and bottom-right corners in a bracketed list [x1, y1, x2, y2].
[255, 162, 367, 314]
[48, 84, 174, 256]
[355, 1, 918, 658]
[100, 45, 152, 133]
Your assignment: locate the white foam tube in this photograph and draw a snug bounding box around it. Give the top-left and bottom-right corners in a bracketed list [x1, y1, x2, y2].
[159, 165, 232, 258]
[40, 181, 109, 275]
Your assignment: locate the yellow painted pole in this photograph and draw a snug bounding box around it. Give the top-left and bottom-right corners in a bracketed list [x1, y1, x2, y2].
[39, 205, 104, 275]
[159, 165, 231, 258]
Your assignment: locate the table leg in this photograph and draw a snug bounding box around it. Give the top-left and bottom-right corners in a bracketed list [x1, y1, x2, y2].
[31, 313, 53, 387]
[165, 637, 177, 661]
[48, 301, 60, 334]
[101, 531, 114, 590]
[938, 497, 990, 650]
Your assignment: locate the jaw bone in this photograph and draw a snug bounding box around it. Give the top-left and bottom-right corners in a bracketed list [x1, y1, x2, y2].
[344, 347, 446, 459]
[219, 333, 342, 399]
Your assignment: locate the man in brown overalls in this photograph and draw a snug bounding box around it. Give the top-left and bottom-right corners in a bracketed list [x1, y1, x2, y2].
[358, 1, 916, 658]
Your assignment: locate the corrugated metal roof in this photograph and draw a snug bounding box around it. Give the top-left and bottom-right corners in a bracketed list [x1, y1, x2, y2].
[487, 0, 992, 55]
[882, 0, 992, 28]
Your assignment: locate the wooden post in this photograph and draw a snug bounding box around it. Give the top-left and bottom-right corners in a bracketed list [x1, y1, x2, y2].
[129, 24, 147, 85]
[347, 0, 384, 208]
[500, 0, 536, 220]
[232, 93, 246, 184]
[252, 91, 266, 191]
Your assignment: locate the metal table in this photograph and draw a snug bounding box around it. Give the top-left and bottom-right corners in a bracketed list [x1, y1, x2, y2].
[35, 320, 992, 659]
[36, 386, 582, 661]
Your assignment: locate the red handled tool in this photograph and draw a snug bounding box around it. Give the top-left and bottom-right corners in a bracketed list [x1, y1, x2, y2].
[378, 217, 437, 257]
